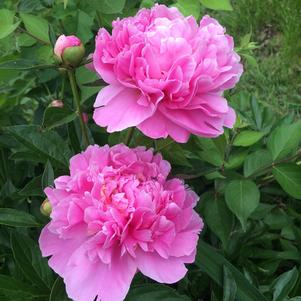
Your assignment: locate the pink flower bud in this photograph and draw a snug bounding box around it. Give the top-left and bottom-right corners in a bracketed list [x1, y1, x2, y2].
[82, 112, 88, 123]
[51, 100, 64, 108]
[54, 35, 85, 66]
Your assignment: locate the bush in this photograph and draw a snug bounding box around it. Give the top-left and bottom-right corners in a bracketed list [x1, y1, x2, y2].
[0, 0, 301, 300]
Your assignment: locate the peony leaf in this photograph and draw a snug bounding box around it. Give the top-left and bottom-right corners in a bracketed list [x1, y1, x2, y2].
[42, 107, 77, 130]
[272, 164, 301, 200]
[174, 0, 201, 19]
[202, 192, 234, 247]
[11, 232, 54, 290]
[4, 125, 72, 167]
[49, 277, 71, 301]
[233, 130, 264, 147]
[94, 0, 126, 14]
[223, 266, 237, 301]
[0, 9, 20, 39]
[225, 179, 260, 230]
[271, 267, 298, 301]
[42, 160, 54, 189]
[126, 284, 191, 300]
[20, 13, 50, 43]
[0, 208, 40, 227]
[244, 149, 273, 177]
[0, 275, 44, 297]
[200, 0, 233, 11]
[267, 120, 301, 160]
[196, 241, 268, 301]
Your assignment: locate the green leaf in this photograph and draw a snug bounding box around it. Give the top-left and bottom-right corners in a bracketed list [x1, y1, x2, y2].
[0, 275, 43, 297]
[42, 160, 54, 189]
[49, 277, 71, 301]
[196, 241, 268, 301]
[174, 0, 201, 19]
[0, 59, 54, 70]
[19, 175, 43, 197]
[0, 9, 20, 39]
[20, 13, 50, 43]
[225, 180, 260, 230]
[267, 120, 301, 160]
[5, 125, 72, 167]
[140, 0, 155, 8]
[200, 0, 233, 11]
[203, 193, 234, 247]
[76, 10, 93, 44]
[223, 266, 237, 301]
[96, 0, 126, 14]
[225, 149, 248, 170]
[11, 232, 53, 291]
[126, 284, 191, 301]
[272, 164, 301, 200]
[195, 137, 224, 166]
[233, 131, 264, 147]
[42, 107, 77, 130]
[272, 267, 298, 301]
[0, 208, 40, 227]
[244, 149, 273, 177]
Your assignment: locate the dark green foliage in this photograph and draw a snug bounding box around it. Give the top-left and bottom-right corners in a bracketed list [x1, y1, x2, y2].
[0, 0, 301, 300]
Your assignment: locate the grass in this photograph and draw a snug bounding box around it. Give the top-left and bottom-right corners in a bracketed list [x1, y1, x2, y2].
[210, 0, 301, 116]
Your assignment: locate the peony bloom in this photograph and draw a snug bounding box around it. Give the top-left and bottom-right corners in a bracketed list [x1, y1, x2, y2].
[54, 34, 85, 66]
[39, 144, 203, 301]
[92, 4, 243, 143]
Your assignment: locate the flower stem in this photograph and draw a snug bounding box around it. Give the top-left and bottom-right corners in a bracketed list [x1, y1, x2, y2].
[67, 69, 89, 149]
[124, 128, 135, 146]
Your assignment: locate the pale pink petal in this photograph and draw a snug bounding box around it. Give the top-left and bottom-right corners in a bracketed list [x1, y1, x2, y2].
[94, 85, 125, 107]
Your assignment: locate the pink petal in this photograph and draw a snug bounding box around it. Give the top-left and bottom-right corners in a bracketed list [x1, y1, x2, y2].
[224, 106, 236, 128]
[94, 85, 125, 107]
[93, 87, 154, 132]
[136, 249, 188, 283]
[39, 225, 86, 275]
[64, 248, 137, 301]
[137, 110, 190, 143]
[160, 105, 225, 137]
[169, 231, 199, 257]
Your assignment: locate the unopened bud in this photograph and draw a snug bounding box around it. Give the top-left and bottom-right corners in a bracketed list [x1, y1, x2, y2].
[54, 35, 85, 67]
[40, 199, 52, 216]
[82, 112, 88, 123]
[51, 100, 64, 108]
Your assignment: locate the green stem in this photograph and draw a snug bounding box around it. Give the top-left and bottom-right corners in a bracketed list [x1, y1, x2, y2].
[67, 69, 89, 148]
[60, 75, 66, 99]
[124, 128, 135, 146]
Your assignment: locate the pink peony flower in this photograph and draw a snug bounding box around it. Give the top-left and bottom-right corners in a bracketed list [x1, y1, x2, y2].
[54, 35, 82, 58]
[39, 144, 203, 301]
[92, 4, 243, 143]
